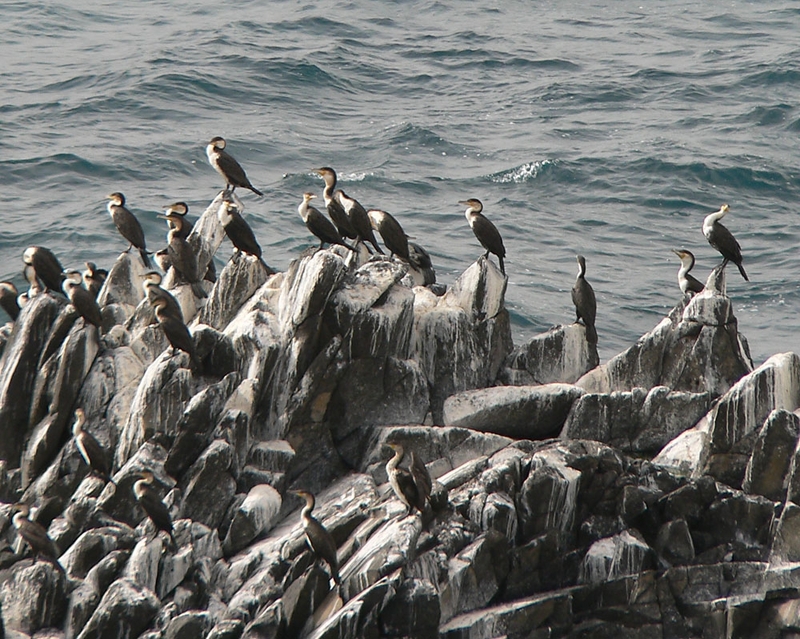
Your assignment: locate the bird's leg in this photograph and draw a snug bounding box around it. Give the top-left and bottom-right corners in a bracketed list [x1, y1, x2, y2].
[483, 250, 490, 258]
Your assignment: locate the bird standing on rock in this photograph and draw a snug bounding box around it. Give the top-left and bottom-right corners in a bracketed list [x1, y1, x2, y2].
[133, 470, 177, 549]
[206, 136, 263, 196]
[386, 442, 428, 515]
[460, 198, 506, 275]
[157, 211, 207, 299]
[298, 193, 354, 252]
[151, 296, 200, 372]
[23, 246, 65, 294]
[0, 282, 20, 320]
[82, 262, 108, 298]
[571, 255, 597, 345]
[72, 408, 114, 485]
[702, 204, 749, 281]
[142, 271, 183, 323]
[106, 192, 152, 268]
[367, 209, 409, 260]
[11, 503, 61, 566]
[336, 189, 384, 254]
[62, 270, 104, 328]
[672, 249, 705, 296]
[217, 199, 270, 270]
[314, 167, 357, 240]
[290, 489, 341, 586]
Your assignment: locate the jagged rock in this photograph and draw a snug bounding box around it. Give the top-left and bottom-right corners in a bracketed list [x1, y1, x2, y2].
[771, 503, 800, 563]
[469, 491, 517, 539]
[76, 578, 160, 639]
[0, 560, 67, 635]
[502, 323, 599, 385]
[380, 578, 439, 639]
[97, 252, 149, 308]
[65, 550, 129, 639]
[578, 268, 752, 396]
[59, 525, 137, 579]
[123, 537, 164, 593]
[199, 255, 273, 331]
[247, 440, 295, 473]
[179, 440, 236, 529]
[163, 610, 213, 639]
[222, 484, 282, 556]
[655, 519, 695, 566]
[0, 293, 63, 467]
[654, 353, 800, 478]
[561, 385, 711, 455]
[744, 409, 800, 501]
[443, 384, 583, 439]
[578, 529, 653, 584]
[193, 325, 238, 377]
[282, 563, 330, 637]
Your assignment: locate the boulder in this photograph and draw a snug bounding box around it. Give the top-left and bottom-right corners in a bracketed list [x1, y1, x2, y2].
[222, 484, 282, 556]
[0, 560, 67, 635]
[578, 529, 653, 584]
[743, 409, 800, 501]
[198, 254, 273, 331]
[179, 440, 237, 529]
[76, 578, 160, 639]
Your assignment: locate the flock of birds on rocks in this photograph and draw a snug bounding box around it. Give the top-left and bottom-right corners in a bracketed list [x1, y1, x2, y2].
[0, 136, 752, 590]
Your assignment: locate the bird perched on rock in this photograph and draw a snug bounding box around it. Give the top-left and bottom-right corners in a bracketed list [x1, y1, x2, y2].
[133, 470, 177, 549]
[206, 136, 263, 196]
[106, 192, 152, 268]
[82, 262, 108, 298]
[386, 442, 428, 515]
[571, 255, 597, 345]
[62, 270, 103, 328]
[142, 271, 183, 323]
[298, 193, 354, 251]
[23, 246, 65, 294]
[702, 204, 748, 281]
[672, 249, 704, 296]
[162, 202, 193, 239]
[367, 209, 409, 260]
[72, 408, 114, 485]
[313, 167, 357, 240]
[157, 211, 207, 299]
[152, 296, 200, 372]
[336, 189, 384, 254]
[217, 199, 270, 271]
[290, 489, 341, 586]
[11, 503, 61, 566]
[0, 282, 20, 321]
[460, 198, 506, 275]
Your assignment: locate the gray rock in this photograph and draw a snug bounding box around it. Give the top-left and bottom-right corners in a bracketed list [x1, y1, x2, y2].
[655, 519, 695, 566]
[198, 255, 273, 331]
[772, 502, 800, 563]
[0, 560, 67, 635]
[76, 578, 160, 639]
[59, 525, 137, 579]
[379, 578, 439, 639]
[246, 440, 295, 473]
[744, 409, 800, 501]
[97, 252, 149, 308]
[222, 484, 282, 556]
[282, 563, 330, 637]
[179, 440, 236, 529]
[503, 323, 599, 385]
[443, 384, 583, 439]
[65, 550, 130, 639]
[164, 611, 213, 639]
[578, 529, 652, 584]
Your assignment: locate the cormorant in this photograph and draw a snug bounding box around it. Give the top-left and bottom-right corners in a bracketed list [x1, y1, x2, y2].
[133, 470, 177, 549]
[11, 503, 60, 565]
[72, 408, 114, 484]
[460, 199, 506, 275]
[82, 262, 108, 298]
[409, 450, 432, 509]
[336, 189, 384, 254]
[408, 242, 436, 285]
[217, 199, 269, 269]
[157, 212, 207, 298]
[62, 270, 103, 328]
[298, 193, 354, 251]
[571, 255, 597, 345]
[163, 202, 193, 239]
[152, 296, 200, 372]
[702, 204, 748, 281]
[367, 209, 409, 260]
[313, 168, 357, 240]
[386, 443, 426, 515]
[106, 192, 152, 267]
[142, 271, 183, 322]
[672, 249, 705, 296]
[290, 489, 341, 586]
[206, 136, 263, 196]
[23, 246, 65, 294]
[0, 282, 20, 320]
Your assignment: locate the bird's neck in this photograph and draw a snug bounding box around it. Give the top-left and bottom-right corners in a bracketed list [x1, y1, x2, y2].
[387, 448, 404, 471]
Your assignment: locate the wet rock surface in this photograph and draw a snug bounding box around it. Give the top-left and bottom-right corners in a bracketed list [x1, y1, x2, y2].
[2, 195, 800, 638]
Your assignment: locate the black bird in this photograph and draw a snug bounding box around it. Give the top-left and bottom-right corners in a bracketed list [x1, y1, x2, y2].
[142, 271, 184, 323]
[72, 408, 114, 484]
[11, 503, 60, 565]
[336, 189, 384, 254]
[158, 212, 207, 299]
[460, 199, 506, 275]
[702, 204, 748, 281]
[23, 246, 65, 294]
[367, 209, 410, 260]
[82, 262, 108, 298]
[217, 199, 269, 269]
[133, 470, 177, 549]
[152, 296, 200, 372]
[672, 249, 705, 296]
[0, 282, 20, 321]
[386, 443, 426, 515]
[106, 192, 152, 268]
[298, 193, 354, 251]
[409, 450, 433, 509]
[290, 489, 341, 586]
[571, 255, 597, 345]
[314, 167, 357, 240]
[206, 136, 263, 196]
[163, 202, 194, 239]
[408, 241, 436, 286]
[62, 270, 103, 328]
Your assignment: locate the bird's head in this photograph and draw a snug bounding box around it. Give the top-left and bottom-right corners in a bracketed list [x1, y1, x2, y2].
[106, 192, 125, 207]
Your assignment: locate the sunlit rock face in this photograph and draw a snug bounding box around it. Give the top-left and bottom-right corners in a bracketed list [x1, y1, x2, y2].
[7, 192, 800, 638]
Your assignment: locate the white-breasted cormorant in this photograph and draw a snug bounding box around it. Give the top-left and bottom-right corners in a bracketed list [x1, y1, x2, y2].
[460, 199, 506, 275]
[12, 503, 60, 565]
[702, 204, 748, 281]
[367, 209, 410, 260]
[314, 167, 357, 240]
[217, 200, 269, 269]
[82, 262, 108, 298]
[0, 282, 20, 320]
[336, 189, 384, 254]
[298, 193, 354, 251]
[142, 271, 184, 323]
[72, 408, 114, 484]
[23, 246, 65, 294]
[106, 193, 152, 268]
[163, 202, 193, 239]
[672, 249, 705, 296]
[62, 270, 103, 328]
[206, 136, 263, 196]
[157, 212, 207, 298]
[133, 470, 177, 549]
[290, 489, 341, 586]
[571, 255, 597, 345]
[152, 296, 198, 371]
[386, 443, 426, 515]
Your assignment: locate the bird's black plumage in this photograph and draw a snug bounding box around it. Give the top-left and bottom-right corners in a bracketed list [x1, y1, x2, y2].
[206, 137, 263, 196]
[314, 167, 357, 240]
[106, 192, 152, 268]
[460, 199, 506, 275]
[571, 255, 597, 345]
[0, 282, 20, 320]
[291, 490, 341, 586]
[336, 189, 384, 254]
[702, 204, 748, 282]
[72, 408, 114, 484]
[368, 209, 410, 260]
[134, 471, 177, 549]
[23, 246, 65, 294]
[63, 271, 103, 328]
[298, 193, 354, 251]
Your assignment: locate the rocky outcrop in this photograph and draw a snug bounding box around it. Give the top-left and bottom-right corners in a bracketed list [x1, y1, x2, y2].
[3, 192, 799, 639]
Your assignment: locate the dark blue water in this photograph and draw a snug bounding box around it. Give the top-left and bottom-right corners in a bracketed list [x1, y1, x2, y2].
[2, 1, 799, 363]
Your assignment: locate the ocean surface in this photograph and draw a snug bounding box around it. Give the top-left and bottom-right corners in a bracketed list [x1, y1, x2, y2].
[2, 0, 799, 364]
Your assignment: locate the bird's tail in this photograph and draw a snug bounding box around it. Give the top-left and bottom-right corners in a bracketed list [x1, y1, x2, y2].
[248, 185, 264, 197]
[139, 248, 153, 269]
[737, 261, 749, 282]
[586, 323, 598, 346]
[371, 240, 385, 255]
[499, 256, 506, 275]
